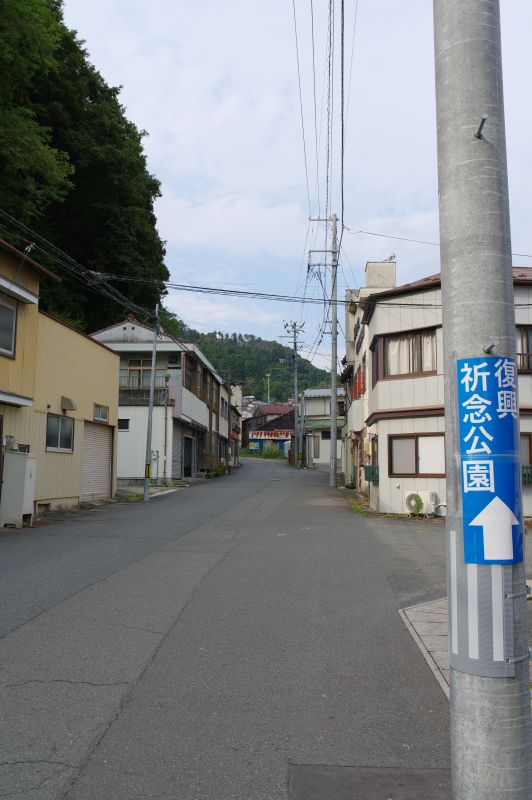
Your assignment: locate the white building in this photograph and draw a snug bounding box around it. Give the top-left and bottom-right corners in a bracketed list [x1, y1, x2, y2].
[92, 316, 231, 482]
[342, 264, 532, 515]
[300, 388, 345, 470]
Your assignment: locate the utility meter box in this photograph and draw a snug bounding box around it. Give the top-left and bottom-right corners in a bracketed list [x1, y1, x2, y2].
[0, 451, 37, 528]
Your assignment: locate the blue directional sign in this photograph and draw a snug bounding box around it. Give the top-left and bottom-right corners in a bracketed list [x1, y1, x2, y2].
[456, 356, 523, 564]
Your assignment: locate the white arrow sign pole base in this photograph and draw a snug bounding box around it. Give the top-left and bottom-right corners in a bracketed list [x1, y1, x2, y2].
[470, 496, 518, 561]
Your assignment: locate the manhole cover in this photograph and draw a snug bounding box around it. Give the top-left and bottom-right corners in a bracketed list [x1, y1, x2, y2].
[288, 765, 451, 800]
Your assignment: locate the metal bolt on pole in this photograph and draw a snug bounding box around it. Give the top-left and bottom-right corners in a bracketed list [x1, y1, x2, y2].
[434, 1, 532, 797]
[143, 304, 159, 502]
[330, 214, 338, 488]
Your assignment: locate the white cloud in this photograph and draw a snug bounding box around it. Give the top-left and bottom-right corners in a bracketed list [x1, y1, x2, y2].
[61, 0, 532, 340]
[164, 291, 278, 334]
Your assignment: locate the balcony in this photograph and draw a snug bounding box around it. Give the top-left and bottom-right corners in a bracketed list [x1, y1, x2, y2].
[118, 387, 171, 407]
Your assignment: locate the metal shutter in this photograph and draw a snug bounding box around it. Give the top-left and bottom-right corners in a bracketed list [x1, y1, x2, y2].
[82, 422, 112, 500]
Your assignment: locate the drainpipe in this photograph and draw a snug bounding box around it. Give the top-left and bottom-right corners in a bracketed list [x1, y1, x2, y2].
[163, 374, 169, 483]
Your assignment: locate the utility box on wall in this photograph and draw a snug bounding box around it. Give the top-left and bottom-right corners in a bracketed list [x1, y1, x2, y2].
[0, 451, 37, 528]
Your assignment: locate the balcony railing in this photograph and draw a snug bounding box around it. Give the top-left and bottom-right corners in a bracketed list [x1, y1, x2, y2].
[119, 376, 168, 389]
[522, 464, 532, 485]
[118, 387, 171, 407]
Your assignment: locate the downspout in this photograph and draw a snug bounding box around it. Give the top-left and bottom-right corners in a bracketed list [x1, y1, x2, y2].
[163, 374, 169, 483]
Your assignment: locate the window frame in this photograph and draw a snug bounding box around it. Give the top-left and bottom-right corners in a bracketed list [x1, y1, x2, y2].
[117, 419, 130, 431]
[46, 413, 74, 453]
[93, 404, 109, 423]
[372, 325, 439, 384]
[516, 325, 532, 373]
[0, 297, 17, 358]
[388, 433, 445, 478]
[520, 433, 532, 465]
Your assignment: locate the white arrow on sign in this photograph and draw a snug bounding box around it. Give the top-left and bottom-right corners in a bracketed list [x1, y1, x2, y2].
[470, 496, 518, 560]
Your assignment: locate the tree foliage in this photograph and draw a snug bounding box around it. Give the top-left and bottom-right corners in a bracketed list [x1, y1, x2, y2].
[0, 0, 168, 330]
[0, 0, 73, 221]
[160, 312, 331, 402]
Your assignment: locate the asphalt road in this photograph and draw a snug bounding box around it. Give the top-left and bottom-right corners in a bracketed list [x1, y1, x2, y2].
[0, 459, 453, 800]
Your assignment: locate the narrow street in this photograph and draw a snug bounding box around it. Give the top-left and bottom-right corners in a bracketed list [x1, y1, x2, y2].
[1, 460, 452, 800]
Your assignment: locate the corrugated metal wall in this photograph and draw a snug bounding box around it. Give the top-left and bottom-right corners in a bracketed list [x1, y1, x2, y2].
[82, 422, 112, 500]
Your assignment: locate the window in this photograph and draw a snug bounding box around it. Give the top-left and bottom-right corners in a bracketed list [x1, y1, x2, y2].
[94, 404, 109, 422]
[321, 429, 341, 440]
[184, 357, 193, 390]
[46, 414, 74, 452]
[119, 361, 166, 388]
[389, 434, 445, 477]
[0, 299, 16, 357]
[372, 328, 437, 384]
[516, 327, 532, 372]
[520, 434, 532, 465]
[384, 329, 436, 377]
[118, 419, 129, 431]
[353, 362, 366, 400]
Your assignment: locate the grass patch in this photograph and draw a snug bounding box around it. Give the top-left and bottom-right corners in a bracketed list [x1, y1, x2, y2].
[240, 447, 286, 460]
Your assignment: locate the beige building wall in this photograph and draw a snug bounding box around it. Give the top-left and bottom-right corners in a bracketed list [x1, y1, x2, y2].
[0, 255, 40, 400]
[1, 314, 119, 510]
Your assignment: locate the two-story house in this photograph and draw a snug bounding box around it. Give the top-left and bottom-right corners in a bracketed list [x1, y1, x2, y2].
[300, 387, 345, 470]
[0, 239, 118, 523]
[92, 316, 230, 481]
[342, 263, 532, 515]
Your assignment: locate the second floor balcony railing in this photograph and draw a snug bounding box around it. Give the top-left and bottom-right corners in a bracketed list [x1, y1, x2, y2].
[119, 375, 168, 389]
[118, 387, 171, 406]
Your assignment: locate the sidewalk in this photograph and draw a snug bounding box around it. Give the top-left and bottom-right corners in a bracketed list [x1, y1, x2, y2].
[400, 582, 532, 700]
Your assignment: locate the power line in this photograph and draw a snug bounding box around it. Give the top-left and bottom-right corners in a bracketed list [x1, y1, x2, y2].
[344, 0, 360, 143]
[340, 0, 345, 228]
[345, 226, 532, 259]
[345, 227, 440, 246]
[310, 0, 321, 218]
[324, 0, 334, 251]
[292, 0, 312, 216]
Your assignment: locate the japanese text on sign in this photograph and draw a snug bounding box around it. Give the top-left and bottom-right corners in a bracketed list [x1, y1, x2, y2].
[456, 356, 523, 564]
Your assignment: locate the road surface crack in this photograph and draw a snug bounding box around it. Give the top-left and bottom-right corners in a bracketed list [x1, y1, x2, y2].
[2, 678, 129, 689]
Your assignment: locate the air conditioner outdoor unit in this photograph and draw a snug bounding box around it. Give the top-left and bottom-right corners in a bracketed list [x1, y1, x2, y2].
[404, 490, 437, 516]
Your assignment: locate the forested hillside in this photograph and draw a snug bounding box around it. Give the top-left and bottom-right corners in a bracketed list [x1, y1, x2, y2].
[158, 311, 329, 402]
[0, 1, 330, 400]
[0, 0, 167, 330]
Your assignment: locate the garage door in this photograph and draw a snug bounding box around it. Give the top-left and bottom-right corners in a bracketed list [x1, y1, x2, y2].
[82, 422, 112, 500]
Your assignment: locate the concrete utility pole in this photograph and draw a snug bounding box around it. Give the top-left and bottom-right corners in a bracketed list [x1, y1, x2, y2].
[265, 373, 271, 403]
[434, 2, 531, 797]
[330, 214, 338, 488]
[284, 322, 304, 466]
[143, 304, 159, 502]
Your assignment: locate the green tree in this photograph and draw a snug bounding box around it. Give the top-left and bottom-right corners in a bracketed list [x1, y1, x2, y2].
[35, 3, 168, 330]
[0, 0, 73, 222]
[0, 0, 168, 331]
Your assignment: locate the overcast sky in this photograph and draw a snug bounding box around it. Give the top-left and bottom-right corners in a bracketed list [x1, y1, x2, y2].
[62, 1, 532, 371]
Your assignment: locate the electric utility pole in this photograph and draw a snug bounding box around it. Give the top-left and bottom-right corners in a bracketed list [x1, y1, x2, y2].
[265, 373, 271, 403]
[284, 322, 304, 466]
[434, 2, 531, 797]
[330, 214, 339, 488]
[144, 304, 159, 502]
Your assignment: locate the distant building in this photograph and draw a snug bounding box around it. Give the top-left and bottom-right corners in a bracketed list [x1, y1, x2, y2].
[92, 316, 233, 482]
[248, 410, 294, 455]
[299, 388, 345, 470]
[242, 402, 294, 448]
